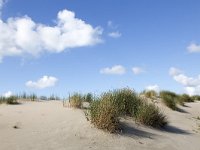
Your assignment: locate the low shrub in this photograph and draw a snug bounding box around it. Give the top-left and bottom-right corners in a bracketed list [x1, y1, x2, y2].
[70, 93, 83, 108]
[144, 90, 158, 99]
[179, 94, 194, 103]
[111, 88, 141, 116]
[191, 95, 200, 101]
[136, 102, 167, 128]
[90, 94, 120, 133]
[159, 91, 177, 110]
[6, 96, 18, 105]
[176, 95, 185, 106]
[89, 88, 168, 132]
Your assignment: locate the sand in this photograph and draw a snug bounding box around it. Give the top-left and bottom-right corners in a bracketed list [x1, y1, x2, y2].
[0, 100, 200, 150]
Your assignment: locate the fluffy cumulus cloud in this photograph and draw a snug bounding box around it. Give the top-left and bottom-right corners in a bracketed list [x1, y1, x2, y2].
[108, 31, 121, 38]
[0, 8, 103, 62]
[145, 84, 160, 92]
[187, 43, 200, 53]
[100, 65, 126, 75]
[26, 76, 58, 89]
[169, 67, 200, 95]
[132, 67, 145, 75]
[1, 91, 13, 98]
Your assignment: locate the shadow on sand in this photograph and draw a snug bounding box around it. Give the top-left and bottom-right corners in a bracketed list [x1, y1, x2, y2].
[176, 107, 189, 113]
[162, 125, 191, 135]
[120, 122, 157, 139]
[119, 121, 190, 139]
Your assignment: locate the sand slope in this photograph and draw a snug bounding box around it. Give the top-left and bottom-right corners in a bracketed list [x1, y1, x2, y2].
[0, 101, 200, 150]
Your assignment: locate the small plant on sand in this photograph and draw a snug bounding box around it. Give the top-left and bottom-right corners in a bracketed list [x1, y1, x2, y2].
[191, 95, 200, 101]
[111, 88, 141, 116]
[143, 90, 158, 99]
[179, 94, 194, 103]
[70, 93, 83, 108]
[90, 95, 120, 133]
[6, 96, 19, 105]
[135, 101, 167, 128]
[160, 91, 177, 110]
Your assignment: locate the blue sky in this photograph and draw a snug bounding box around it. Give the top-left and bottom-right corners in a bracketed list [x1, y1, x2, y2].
[0, 0, 200, 97]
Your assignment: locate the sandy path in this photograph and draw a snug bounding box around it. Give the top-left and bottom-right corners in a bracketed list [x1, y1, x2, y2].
[0, 100, 200, 150]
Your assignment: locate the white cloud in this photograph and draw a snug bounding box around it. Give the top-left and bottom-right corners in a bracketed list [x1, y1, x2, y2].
[2, 91, 13, 98]
[169, 67, 200, 95]
[169, 67, 183, 76]
[108, 31, 121, 38]
[100, 65, 126, 75]
[26, 76, 58, 89]
[145, 85, 160, 92]
[184, 86, 200, 96]
[187, 43, 200, 53]
[132, 67, 145, 75]
[0, 9, 103, 62]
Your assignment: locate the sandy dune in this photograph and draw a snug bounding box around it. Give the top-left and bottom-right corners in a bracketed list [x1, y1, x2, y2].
[0, 100, 200, 150]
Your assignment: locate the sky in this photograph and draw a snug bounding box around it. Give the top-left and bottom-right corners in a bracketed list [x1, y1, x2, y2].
[0, 0, 200, 97]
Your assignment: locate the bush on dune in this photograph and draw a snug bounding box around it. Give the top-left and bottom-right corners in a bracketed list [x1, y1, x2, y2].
[90, 88, 167, 133]
[159, 91, 177, 110]
[90, 95, 120, 133]
[179, 94, 194, 103]
[70, 93, 83, 108]
[1, 96, 19, 105]
[191, 95, 200, 101]
[111, 88, 141, 116]
[143, 90, 158, 99]
[135, 101, 167, 128]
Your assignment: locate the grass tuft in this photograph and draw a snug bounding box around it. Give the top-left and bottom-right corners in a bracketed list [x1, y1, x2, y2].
[70, 93, 83, 108]
[143, 90, 158, 99]
[159, 91, 177, 110]
[89, 88, 167, 133]
[136, 101, 167, 128]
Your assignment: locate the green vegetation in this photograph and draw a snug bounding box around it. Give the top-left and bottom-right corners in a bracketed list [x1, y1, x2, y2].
[191, 95, 200, 101]
[70, 93, 83, 108]
[90, 97, 119, 132]
[83, 93, 93, 103]
[89, 88, 167, 133]
[159, 91, 177, 110]
[0, 96, 19, 105]
[143, 90, 158, 99]
[179, 94, 194, 103]
[135, 102, 167, 127]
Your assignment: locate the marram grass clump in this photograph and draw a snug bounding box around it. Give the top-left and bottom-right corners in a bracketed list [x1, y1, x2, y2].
[179, 94, 194, 103]
[89, 88, 167, 133]
[191, 95, 200, 101]
[135, 101, 167, 128]
[90, 96, 120, 133]
[70, 93, 83, 108]
[0, 96, 19, 105]
[111, 88, 141, 116]
[159, 91, 177, 110]
[143, 90, 158, 99]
